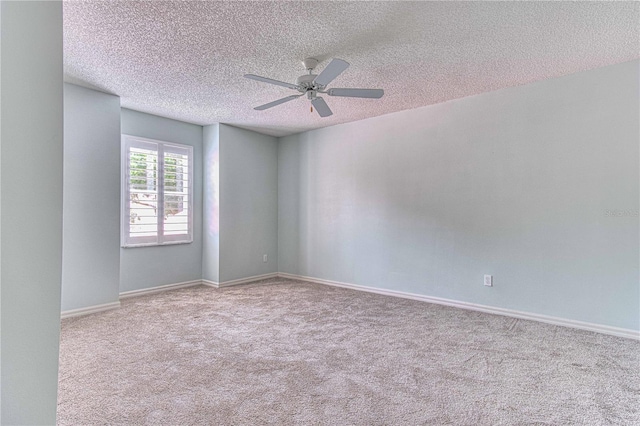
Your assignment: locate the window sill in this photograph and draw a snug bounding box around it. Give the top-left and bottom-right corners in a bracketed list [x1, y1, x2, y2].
[121, 240, 193, 249]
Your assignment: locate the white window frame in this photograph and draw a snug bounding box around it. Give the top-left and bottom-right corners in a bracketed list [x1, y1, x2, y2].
[121, 134, 193, 248]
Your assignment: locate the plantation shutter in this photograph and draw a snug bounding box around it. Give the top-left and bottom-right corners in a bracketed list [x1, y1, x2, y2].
[162, 144, 191, 242]
[122, 135, 193, 247]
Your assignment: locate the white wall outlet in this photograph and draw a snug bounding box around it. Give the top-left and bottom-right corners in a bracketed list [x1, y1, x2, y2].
[263, 254, 268, 263]
[484, 274, 493, 287]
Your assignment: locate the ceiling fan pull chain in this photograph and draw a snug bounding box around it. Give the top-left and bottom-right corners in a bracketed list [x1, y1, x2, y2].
[311, 106, 313, 113]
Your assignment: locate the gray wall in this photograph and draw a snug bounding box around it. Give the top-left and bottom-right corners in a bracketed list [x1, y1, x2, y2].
[219, 124, 278, 282]
[278, 60, 639, 331]
[120, 109, 203, 292]
[62, 83, 121, 311]
[202, 124, 220, 283]
[1, 1, 64, 424]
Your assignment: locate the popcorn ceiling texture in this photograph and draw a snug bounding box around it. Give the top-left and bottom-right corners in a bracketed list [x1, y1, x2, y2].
[63, 1, 639, 137]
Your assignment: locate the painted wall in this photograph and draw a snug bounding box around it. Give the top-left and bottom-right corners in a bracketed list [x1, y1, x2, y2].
[278, 60, 639, 331]
[219, 124, 278, 282]
[1, 1, 64, 424]
[202, 124, 220, 283]
[120, 109, 203, 292]
[62, 83, 121, 311]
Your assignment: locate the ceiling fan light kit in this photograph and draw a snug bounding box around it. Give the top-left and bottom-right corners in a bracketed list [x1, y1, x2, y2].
[244, 57, 384, 118]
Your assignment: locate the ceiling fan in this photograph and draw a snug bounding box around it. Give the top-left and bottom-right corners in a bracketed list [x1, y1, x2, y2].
[244, 57, 384, 117]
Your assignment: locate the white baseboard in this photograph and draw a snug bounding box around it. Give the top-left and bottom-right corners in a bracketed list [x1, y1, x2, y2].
[202, 279, 219, 288]
[218, 272, 279, 288]
[278, 272, 640, 341]
[119, 279, 203, 299]
[61, 301, 121, 319]
[61, 272, 638, 340]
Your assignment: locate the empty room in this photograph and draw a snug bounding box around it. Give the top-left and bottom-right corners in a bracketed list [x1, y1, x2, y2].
[1, 1, 639, 425]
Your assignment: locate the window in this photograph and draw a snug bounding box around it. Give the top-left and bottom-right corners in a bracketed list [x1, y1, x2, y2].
[121, 135, 193, 247]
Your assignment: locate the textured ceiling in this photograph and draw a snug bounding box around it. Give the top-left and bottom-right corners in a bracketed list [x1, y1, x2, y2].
[64, 1, 639, 137]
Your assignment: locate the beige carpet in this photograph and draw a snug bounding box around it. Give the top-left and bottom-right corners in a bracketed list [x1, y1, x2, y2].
[57, 278, 640, 425]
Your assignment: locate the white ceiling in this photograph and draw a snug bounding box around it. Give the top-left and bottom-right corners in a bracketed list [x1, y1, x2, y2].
[63, 1, 639, 137]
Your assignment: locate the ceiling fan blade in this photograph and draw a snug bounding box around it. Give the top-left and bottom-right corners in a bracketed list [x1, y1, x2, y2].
[244, 74, 299, 90]
[327, 88, 384, 99]
[254, 94, 302, 110]
[311, 97, 333, 117]
[313, 58, 349, 87]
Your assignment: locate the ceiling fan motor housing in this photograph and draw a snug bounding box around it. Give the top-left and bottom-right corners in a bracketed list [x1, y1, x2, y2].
[296, 74, 318, 90]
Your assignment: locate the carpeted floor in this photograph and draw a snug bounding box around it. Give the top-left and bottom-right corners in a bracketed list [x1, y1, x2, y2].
[57, 278, 640, 425]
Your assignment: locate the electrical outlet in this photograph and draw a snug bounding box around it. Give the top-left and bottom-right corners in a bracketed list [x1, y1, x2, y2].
[484, 275, 493, 287]
[263, 254, 268, 263]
